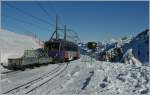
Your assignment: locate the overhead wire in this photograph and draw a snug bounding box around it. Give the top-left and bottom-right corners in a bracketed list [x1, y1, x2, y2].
[5, 2, 55, 27]
[50, 4, 64, 28]
[49, 3, 81, 42]
[2, 16, 49, 41]
[2, 18, 36, 37]
[4, 2, 81, 43]
[2, 15, 53, 32]
[36, 2, 66, 39]
[3, 2, 56, 41]
[36, 2, 57, 31]
[37, 2, 52, 19]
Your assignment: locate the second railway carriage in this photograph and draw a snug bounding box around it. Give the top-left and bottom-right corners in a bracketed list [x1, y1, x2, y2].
[44, 39, 80, 62]
[4, 48, 52, 70]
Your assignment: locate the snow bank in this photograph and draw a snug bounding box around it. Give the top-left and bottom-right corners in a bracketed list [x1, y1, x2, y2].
[0, 29, 42, 64]
[89, 61, 150, 95]
[45, 56, 150, 95]
[121, 49, 142, 67]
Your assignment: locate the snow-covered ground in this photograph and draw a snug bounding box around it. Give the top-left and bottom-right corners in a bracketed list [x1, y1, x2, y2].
[1, 55, 149, 95]
[47, 56, 150, 95]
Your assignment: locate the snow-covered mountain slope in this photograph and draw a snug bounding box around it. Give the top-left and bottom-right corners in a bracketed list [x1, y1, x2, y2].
[123, 29, 149, 64]
[87, 29, 149, 64]
[0, 29, 42, 64]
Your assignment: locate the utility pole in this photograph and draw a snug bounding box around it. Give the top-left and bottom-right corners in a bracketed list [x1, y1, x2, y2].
[64, 25, 67, 40]
[55, 15, 58, 39]
[49, 16, 80, 43]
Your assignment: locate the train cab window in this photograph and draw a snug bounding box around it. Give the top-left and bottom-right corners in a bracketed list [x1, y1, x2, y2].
[45, 41, 61, 50]
[51, 43, 60, 50]
[44, 42, 60, 50]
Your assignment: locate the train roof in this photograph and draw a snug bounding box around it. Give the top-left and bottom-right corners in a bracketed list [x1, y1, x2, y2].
[45, 39, 77, 45]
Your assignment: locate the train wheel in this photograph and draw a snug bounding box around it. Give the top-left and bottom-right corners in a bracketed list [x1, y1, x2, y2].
[21, 67, 25, 71]
[13, 67, 17, 70]
[65, 58, 69, 62]
[35, 64, 40, 67]
[31, 66, 34, 69]
[60, 60, 64, 63]
[29, 65, 34, 69]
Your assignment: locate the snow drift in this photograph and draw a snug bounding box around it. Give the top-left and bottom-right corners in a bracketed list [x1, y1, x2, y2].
[0, 29, 42, 64]
[39, 56, 150, 95]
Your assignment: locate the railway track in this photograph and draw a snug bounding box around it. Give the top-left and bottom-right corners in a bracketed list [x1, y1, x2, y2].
[45, 56, 94, 95]
[1, 70, 21, 80]
[25, 63, 68, 94]
[2, 63, 65, 94]
[1, 70, 18, 74]
[81, 55, 90, 63]
[45, 62, 70, 94]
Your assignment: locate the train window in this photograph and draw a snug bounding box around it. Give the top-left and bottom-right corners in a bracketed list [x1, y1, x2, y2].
[64, 43, 70, 51]
[62, 42, 78, 51]
[66, 44, 77, 51]
[60, 44, 64, 50]
[64, 44, 69, 51]
[45, 42, 60, 50]
[44, 41, 62, 51]
[51, 43, 60, 50]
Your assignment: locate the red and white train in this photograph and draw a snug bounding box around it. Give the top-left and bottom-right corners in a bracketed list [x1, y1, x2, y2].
[44, 39, 80, 62]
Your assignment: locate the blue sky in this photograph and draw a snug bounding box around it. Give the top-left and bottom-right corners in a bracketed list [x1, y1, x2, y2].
[1, 1, 149, 42]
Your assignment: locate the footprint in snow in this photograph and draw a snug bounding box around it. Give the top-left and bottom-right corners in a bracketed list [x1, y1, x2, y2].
[116, 74, 126, 82]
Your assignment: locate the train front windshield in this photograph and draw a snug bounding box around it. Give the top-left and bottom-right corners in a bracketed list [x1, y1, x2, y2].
[46, 42, 60, 50]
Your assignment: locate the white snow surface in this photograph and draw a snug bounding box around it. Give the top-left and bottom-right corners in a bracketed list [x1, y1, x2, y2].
[0, 29, 42, 64]
[1, 55, 150, 95]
